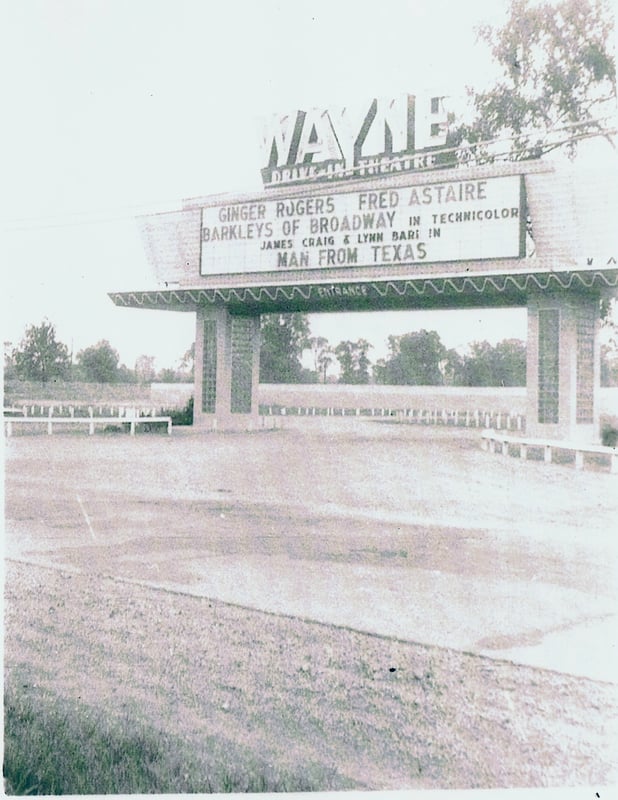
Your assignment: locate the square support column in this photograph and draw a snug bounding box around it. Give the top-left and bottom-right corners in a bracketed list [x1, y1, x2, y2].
[194, 306, 261, 431]
[526, 291, 600, 443]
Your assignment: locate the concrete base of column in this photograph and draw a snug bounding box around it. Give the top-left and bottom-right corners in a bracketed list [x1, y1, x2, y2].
[193, 412, 263, 433]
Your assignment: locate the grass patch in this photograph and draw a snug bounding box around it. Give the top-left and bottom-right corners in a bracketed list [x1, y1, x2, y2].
[3, 683, 316, 795]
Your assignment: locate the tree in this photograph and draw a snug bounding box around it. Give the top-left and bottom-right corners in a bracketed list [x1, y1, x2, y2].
[601, 298, 618, 386]
[157, 367, 180, 383]
[179, 343, 195, 380]
[4, 341, 17, 381]
[374, 330, 447, 385]
[440, 348, 464, 386]
[334, 339, 372, 384]
[259, 313, 311, 383]
[12, 320, 70, 383]
[135, 354, 156, 384]
[154, 345, 195, 383]
[309, 336, 334, 383]
[76, 340, 121, 383]
[601, 343, 618, 386]
[459, 339, 527, 386]
[117, 364, 138, 384]
[452, 0, 616, 161]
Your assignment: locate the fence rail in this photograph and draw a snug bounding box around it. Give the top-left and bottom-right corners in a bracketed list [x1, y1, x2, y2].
[259, 404, 525, 430]
[481, 429, 618, 474]
[4, 413, 172, 437]
[5, 403, 161, 419]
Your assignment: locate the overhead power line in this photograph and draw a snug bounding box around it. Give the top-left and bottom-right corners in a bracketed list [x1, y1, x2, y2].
[3, 198, 184, 232]
[4, 119, 616, 232]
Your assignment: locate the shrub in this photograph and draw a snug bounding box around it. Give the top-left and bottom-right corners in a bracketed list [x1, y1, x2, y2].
[601, 423, 618, 447]
[158, 396, 194, 426]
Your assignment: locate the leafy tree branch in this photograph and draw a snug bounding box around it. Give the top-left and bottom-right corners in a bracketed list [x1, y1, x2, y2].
[450, 0, 617, 161]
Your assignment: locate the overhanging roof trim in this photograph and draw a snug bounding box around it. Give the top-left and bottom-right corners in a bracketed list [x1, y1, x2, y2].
[109, 268, 618, 312]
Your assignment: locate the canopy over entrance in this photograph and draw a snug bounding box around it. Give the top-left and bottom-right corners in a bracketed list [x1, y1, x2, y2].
[110, 155, 617, 438]
[110, 267, 617, 316]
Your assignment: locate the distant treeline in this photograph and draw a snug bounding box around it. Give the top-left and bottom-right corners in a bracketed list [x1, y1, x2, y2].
[6, 315, 618, 389]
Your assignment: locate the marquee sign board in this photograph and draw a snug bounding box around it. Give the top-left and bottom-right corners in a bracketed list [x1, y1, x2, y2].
[260, 93, 451, 187]
[200, 174, 525, 277]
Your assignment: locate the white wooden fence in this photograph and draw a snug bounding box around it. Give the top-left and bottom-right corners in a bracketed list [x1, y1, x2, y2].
[481, 430, 618, 474]
[4, 407, 172, 437]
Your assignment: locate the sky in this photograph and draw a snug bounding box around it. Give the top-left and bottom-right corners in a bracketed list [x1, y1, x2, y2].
[2, 0, 616, 371]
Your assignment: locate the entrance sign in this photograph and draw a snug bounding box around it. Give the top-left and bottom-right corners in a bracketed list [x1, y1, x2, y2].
[113, 99, 618, 438]
[200, 175, 524, 275]
[261, 93, 449, 187]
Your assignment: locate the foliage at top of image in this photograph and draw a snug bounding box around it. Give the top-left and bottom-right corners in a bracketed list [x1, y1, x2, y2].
[449, 0, 616, 161]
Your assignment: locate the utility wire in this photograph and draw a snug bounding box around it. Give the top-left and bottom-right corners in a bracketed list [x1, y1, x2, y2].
[4, 120, 616, 232]
[3, 199, 185, 232]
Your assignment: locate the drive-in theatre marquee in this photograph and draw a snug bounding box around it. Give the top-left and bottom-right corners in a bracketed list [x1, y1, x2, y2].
[200, 175, 524, 275]
[111, 89, 618, 438]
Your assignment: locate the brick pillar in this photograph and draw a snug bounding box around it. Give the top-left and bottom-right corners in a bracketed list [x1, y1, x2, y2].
[194, 306, 261, 431]
[526, 291, 600, 443]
